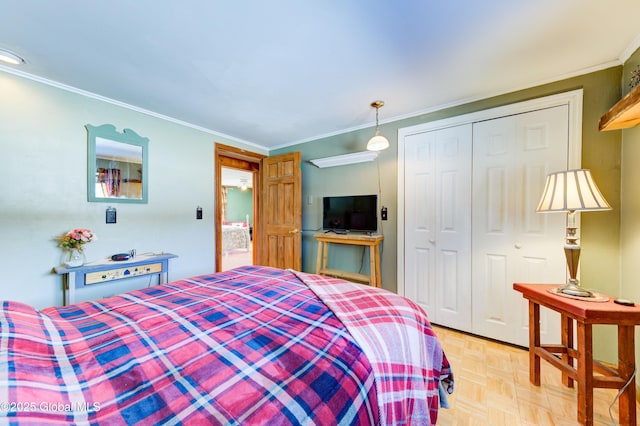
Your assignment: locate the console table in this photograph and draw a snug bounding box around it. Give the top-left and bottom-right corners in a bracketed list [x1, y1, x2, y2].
[514, 283, 640, 426]
[54, 252, 177, 305]
[314, 233, 383, 287]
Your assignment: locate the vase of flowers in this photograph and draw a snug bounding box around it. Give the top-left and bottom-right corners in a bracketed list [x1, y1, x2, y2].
[57, 228, 96, 268]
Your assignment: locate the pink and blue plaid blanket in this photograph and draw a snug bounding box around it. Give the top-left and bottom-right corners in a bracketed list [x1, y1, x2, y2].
[292, 271, 453, 425]
[0, 266, 452, 425]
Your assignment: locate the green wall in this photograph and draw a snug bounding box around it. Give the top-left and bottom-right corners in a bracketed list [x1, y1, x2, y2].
[275, 66, 621, 294]
[620, 48, 640, 385]
[225, 187, 253, 224]
[274, 66, 623, 361]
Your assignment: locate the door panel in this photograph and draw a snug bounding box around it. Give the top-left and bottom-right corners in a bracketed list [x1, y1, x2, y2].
[258, 152, 302, 271]
[404, 125, 472, 330]
[472, 106, 567, 346]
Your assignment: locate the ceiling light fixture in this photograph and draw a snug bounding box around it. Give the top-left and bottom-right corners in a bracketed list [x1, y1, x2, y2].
[0, 48, 25, 65]
[366, 100, 389, 151]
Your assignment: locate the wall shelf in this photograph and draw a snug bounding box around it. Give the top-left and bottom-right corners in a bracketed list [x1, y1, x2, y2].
[599, 84, 640, 131]
[309, 151, 378, 168]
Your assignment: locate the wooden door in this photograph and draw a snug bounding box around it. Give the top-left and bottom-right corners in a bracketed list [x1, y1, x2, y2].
[472, 106, 568, 346]
[403, 125, 472, 330]
[258, 152, 302, 270]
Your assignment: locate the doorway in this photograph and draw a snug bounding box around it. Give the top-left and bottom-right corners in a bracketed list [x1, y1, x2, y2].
[215, 143, 265, 272]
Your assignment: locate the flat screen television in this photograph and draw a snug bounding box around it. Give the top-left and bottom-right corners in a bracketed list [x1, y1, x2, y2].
[322, 194, 377, 233]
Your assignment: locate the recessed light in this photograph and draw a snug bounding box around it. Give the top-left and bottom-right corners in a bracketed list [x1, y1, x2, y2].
[0, 48, 25, 65]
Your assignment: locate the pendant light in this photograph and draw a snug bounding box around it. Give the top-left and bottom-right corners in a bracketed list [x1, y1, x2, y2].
[366, 100, 389, 151]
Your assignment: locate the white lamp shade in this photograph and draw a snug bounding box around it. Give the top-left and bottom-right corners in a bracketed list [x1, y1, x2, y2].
[536, 169, 611, 212]
[366, 131, 389, 151]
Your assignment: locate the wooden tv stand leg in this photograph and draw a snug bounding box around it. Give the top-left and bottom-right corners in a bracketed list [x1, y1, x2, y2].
[315, 240, 323, 274]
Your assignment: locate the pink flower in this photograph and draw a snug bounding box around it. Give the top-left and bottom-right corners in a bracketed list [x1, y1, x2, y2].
[57, 228, 96, 251]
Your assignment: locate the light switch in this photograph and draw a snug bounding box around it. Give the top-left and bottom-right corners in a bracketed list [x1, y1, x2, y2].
[106, 207, 117, 224]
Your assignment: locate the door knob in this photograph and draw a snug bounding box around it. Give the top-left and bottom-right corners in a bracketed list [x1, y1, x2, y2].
[289, 228, 301, 234]
[515, 243, 522, 249]
[429, 239, 436, 244]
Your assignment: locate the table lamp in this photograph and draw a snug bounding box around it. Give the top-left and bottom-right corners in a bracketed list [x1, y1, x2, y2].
[536, 169, 611, 297]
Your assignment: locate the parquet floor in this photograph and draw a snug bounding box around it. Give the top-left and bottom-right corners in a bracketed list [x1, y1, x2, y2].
[433, 325, 640, 426]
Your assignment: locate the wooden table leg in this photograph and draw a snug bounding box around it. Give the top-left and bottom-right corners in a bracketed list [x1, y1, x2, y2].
[577, 321, 594, 426]
[561, 314, 574, 388]
[315, 241, 323, 274]
[368, 243, 376, 287]
[375, 244, 382, 288]
[618, 325, 636, 426]
[529, 300, 541, 386]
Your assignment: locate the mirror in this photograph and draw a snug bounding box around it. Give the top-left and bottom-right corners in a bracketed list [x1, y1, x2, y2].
[86, 124, 149, 203]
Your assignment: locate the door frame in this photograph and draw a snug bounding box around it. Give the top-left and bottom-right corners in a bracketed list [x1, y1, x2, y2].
[215, 143, 266, 272]
[396, 89, 584, 296]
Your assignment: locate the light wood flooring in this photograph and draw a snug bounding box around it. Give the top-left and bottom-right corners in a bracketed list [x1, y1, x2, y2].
[432, 325, 639, 426]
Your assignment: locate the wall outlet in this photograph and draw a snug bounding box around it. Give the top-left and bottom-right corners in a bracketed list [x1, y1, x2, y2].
[381, 206, 388, 221]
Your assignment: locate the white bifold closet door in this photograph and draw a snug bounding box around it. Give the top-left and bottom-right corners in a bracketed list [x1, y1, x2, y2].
[471, 105, 568, 346]
[403, 124, 472, 332]
[402, 105, 569, 346]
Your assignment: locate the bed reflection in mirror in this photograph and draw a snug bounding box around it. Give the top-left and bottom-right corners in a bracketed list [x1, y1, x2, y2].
[86, 124, 149, 203]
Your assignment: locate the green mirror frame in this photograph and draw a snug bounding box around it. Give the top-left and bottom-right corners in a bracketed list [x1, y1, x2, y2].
[86, 124, 149, 203]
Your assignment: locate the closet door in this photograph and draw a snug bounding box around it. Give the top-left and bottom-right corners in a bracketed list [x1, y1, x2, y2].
[472, 106, 568, 346]
[404, 125, 472, 330]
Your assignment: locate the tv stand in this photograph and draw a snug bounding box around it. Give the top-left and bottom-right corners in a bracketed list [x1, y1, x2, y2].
[314, 233, 383, 287]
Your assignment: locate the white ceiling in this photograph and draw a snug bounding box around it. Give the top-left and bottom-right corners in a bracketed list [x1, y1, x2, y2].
[2, 1, 640, 150]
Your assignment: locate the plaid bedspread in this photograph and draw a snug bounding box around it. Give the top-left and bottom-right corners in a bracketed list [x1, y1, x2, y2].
[292, 271, 453, 426]
[0, 266, 451, 425]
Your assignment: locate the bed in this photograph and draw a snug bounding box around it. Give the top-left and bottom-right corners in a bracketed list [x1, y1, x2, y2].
[0, 266, 453, 425]
[222, 224, 251, 254]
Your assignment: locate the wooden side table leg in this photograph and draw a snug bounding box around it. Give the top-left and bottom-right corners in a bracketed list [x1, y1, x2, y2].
[618, 325, 636, 426]
[315, 241, 323, 274]
[529, 300, 541, 386]
[374, 243, 381, 288]
[321, 241, 329, 271]
[577, 321, 594, 426]
[369, 244, 380, 287]
[561, 314, 574, 388]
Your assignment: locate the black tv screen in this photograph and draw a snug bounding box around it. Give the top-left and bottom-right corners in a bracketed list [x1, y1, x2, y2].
[322, 195, 377, 232]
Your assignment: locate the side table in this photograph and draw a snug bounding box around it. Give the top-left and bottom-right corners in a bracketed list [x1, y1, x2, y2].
[314, 233, 383, 287]
[54, 252, 177, 305]
[514, 283, 640, 426]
